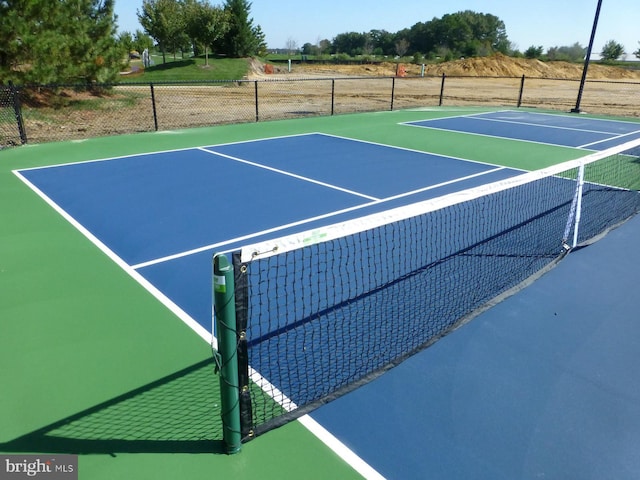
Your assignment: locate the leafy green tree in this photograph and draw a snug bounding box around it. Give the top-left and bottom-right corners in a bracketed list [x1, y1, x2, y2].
[332, 32, 367, 56]
[403, 23, 436, 57]
[362, 33, 375, 56]
[138, 0, 185, 63]
[133, 30, 155, 54]
[400, 11, 508, 58]
[545, 42, 585, 62]
[559, 42, 586, 62]
[368, 30, 396, 56]
[118, 31, 135, 55]
[545, 46, 560, 61]
[215, 0, 262, 57]
[449, 11, 509, 56]
[0, 0, 123, 84]
[317, 39, 332, 56]
[634, 42, 640, 60]
[524, 45, 543, 59]
[301, 42, 316, 56]
[600, 39, 625, 61]
[184, 0, 229, 65]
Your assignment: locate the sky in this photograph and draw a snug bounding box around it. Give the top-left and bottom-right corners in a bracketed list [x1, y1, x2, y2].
[114, 0, 640, 59]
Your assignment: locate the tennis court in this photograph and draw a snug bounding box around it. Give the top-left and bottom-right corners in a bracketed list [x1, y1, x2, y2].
[2, 107, 640, 479]
[405, 110, 640, 149]
[14, 132, 526, 335]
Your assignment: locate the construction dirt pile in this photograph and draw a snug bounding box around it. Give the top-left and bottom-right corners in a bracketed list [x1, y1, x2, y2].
[254, 54, 640, 80]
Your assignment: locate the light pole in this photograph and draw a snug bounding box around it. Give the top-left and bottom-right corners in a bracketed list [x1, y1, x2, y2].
[571, 0, 603, 113]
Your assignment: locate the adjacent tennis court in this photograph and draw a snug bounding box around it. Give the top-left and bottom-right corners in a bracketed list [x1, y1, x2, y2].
[2, 108, 640, 479]
[405, 110, 640, 149]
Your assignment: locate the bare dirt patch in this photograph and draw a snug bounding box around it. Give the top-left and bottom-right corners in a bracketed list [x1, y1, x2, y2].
[5, 55, 639, 146]
[254, 54, 640, 81]
[248, 55, 640, 118]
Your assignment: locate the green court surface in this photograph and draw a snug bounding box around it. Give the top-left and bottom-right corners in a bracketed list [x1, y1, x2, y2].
[0, 108, 631, 479]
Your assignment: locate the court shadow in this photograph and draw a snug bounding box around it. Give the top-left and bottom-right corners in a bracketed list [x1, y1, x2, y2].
[0, 358, 227, 455]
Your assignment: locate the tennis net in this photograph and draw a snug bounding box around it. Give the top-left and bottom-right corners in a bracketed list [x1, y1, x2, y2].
[216, 137, 640, 443]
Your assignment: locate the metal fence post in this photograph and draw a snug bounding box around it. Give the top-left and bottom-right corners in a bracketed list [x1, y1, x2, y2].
[331, 79, 335, 116]
[517, 75, 526, 108]
[150, 83, 159, 131]
[254, 81, 259, 122]
[439, 73, 446, 107]
[390, 77, 396, 111]
[9, 81, 27, 144]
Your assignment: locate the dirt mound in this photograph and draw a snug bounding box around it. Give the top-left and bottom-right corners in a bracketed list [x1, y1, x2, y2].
[420, 54, 640, 80]
[248, 57, 289, 77]
[260, 54, 640, 80]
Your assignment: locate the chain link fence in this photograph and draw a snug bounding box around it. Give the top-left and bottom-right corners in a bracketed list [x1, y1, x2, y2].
[2, 75, 639, 148]
[0, 83, 27, 148]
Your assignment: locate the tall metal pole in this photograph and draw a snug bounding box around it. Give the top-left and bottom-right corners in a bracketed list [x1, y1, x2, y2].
[571, 0, 603, 113]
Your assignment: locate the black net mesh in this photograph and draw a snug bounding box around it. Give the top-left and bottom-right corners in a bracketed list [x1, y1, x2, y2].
[227, 142, 640, 440]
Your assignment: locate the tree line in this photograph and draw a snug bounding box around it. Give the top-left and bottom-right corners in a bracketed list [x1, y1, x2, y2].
[1, 1, 639, 86]
[0, 0, 264, 85]
[298, 11, 511, 61]
[294, 11, 638, 65]
[135, 0, 266, 65]
[524, 40, 636, 63]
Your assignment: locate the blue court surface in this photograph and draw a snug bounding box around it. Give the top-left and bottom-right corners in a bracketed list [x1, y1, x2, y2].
[13, 114, 640, 479]
[405, 110, 640, 150]
[16, 133, 522, 335]
[310, 211, 640, 480]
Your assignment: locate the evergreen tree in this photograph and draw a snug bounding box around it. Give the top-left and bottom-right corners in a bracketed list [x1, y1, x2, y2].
[0, 0, 123, 84]
[216, 0, 261, 57]
[252, 24, 267, 56]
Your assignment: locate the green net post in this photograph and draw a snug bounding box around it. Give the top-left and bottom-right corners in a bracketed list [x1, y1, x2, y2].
[213, 253, 242, 454]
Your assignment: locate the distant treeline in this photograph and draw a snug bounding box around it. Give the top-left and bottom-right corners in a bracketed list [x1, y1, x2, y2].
[293, 11, 510, 62]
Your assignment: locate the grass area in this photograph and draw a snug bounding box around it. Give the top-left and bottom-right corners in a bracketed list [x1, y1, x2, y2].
[121, 55, 250, 83]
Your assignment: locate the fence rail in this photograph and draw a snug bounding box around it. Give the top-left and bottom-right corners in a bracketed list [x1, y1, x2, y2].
[2, 75, 639, 148]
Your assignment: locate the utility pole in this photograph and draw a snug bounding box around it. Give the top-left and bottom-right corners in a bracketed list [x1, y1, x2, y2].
[571, 0, 603, 113]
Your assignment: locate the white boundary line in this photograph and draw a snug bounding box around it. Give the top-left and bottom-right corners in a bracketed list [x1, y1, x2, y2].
[21, 128, 638, 478]
[240, 136, 640, 263]
[11, 169, 213, 346]
[317, 131, 510, 169]
[401, 110, 640, 151]
[16, 132, 322, 172]
[470, 115, 626, 135]
[132, 166, 509, 269]
[12, 132, 392, 479]
[14, 165, 386, 479]
[578, 130, 640, 149]
[490, 109, 640, 127]
[298, 415, 387, 480]
[197, 147, 380, 201]
[401, 120, 582, 150]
